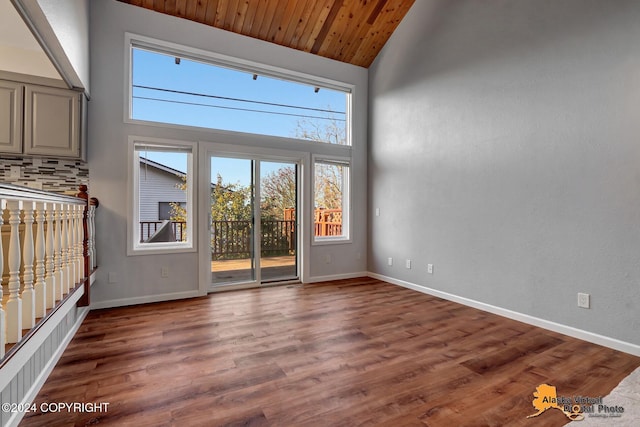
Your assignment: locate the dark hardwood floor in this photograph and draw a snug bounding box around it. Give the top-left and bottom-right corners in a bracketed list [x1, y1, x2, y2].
[21, 277, 640, 426]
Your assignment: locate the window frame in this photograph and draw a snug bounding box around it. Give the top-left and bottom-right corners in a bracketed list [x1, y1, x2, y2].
[311, 154, 351, 245]
[128, 136, 197, 255]
[158, 202, 186, 221]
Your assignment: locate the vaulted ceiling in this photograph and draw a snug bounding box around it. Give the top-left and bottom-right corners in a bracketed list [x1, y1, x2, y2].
[116, 0, 415, 68]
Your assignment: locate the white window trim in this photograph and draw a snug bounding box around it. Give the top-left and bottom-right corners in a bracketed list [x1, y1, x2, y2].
[127, 136, 197, 255]
[312, 154, 351, 245]
[124, 32, 353, 146]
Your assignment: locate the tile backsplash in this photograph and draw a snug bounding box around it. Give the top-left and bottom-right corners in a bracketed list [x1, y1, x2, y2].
[0, 156, 89, 195]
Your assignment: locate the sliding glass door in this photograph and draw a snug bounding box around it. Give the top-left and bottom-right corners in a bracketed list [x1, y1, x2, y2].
[260, 161, 297, 282]
[209, 155, 298, 288]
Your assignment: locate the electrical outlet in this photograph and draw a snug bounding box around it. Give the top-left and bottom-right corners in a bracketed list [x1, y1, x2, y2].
[325, 254, 332, 264]
[427, 264, 433, 274]
[406, 259, 411, 269]
[388, 257, 393, 266]
[578, 293, 590, 309]
[161, 266, 169, 278]
[108, 272, 119, 284]
[375, 208, 380, 216]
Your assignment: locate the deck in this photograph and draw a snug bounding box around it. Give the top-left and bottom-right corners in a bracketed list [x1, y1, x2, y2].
[212, 255, 296, 283]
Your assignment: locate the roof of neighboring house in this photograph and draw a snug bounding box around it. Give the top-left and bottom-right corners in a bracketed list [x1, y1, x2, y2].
[139, 157, 186, 177]
[139, 157, 219, 189]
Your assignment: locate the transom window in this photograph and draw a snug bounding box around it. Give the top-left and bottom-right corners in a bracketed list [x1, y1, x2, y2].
[130, 45, 350, 145]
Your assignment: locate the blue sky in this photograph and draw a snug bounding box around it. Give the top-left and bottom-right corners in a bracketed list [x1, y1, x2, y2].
[133, 48, 345, 185]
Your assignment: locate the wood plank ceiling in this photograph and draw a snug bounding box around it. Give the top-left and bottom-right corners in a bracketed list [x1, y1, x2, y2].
[116, 0, 415, 68]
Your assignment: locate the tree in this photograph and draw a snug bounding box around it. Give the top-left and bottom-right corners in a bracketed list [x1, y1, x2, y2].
[260, 114, 346, 215]
[209, 174, 252, 221]
[170, 173, 252, 222]
[294, 111, 346, 146]
[261, 166, 296, 220]
[313, 162, 344, 210]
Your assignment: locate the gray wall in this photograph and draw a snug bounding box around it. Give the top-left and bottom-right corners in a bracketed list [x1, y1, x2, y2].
[89, 0, 368, 306]
[368, 0, 640, 345]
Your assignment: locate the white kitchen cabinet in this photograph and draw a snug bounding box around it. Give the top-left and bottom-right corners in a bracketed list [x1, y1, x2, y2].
[0, 80, 23, 154]
[24, 85, 80, 158]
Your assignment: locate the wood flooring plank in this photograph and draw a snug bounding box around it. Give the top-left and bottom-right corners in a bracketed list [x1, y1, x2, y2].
[20, 278, 640, 426]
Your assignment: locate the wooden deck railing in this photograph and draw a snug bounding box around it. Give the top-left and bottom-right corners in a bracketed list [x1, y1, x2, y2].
[313, 208, 343, 237]
[0, 184, 98, 359]
[140, 208, 341, 260]
[210, 219, 296, 260]
[140, 221, 186, 242]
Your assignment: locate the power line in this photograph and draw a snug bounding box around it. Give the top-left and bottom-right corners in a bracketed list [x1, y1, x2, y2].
[132, 96, 346, 122]
[133, 84, 346, 115]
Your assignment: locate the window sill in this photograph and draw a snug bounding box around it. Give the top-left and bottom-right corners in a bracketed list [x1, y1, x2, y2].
[127, 242, 196, 256]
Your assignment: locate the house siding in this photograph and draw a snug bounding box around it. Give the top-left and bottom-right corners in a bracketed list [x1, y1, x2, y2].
[138, 162, 186, 222]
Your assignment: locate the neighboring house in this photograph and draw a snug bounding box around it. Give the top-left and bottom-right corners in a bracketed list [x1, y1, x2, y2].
[138, 157, 186, 223]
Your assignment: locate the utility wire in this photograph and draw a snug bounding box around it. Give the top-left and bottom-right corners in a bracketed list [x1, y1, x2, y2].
[132, 96, 346, 122]
[133, 84, 346, 115]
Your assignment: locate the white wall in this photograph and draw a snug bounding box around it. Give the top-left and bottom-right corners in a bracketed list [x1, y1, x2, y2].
[89, 0, 368, 307]
[369, 0, 640, 346]
[36, 0, 90, 90]
[12, 0, 90, 91]
[0, 45, 60, 79]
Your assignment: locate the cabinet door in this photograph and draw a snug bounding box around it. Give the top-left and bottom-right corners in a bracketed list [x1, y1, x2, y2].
[0, 80, 23, 154]
[24, 85, 80, 157]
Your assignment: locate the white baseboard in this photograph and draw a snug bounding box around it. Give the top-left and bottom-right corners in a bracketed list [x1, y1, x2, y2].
[306, 271, 369, 283]
[368, 272, 640, 357]
[90, 290, 202, 310]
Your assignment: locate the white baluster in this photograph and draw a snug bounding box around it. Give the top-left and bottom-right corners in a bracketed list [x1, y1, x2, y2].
[60, 204, 69, 295]
[34, 201, 46, 318]
[70, 204, 77, 286]
[66, 204, 74, 291]
[54, 203, 64, 301]
[0, 200, 6, 357]
[75, 205, 83, 282]
[89, 205, 96, 271]
[22, 201, 35, 329]
[45, 203, 56, 309]
[6, 200, 23, 343]
[92, 204, 97, 269]
[64, 204, 74, 289]
[73, 205, 80, 284]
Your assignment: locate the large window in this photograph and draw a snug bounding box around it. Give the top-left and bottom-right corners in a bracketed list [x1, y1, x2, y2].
[129, 42, 351, 145]
[313, 157, 350, 243]
[126, 35, 355, 251]
[129, 138, 196, 254]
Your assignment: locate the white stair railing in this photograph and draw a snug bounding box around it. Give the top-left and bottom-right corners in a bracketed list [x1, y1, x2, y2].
[0, 184, 95, 358]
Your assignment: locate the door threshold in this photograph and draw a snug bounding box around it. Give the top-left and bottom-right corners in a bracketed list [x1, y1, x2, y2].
[208, 278, 301, 293]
